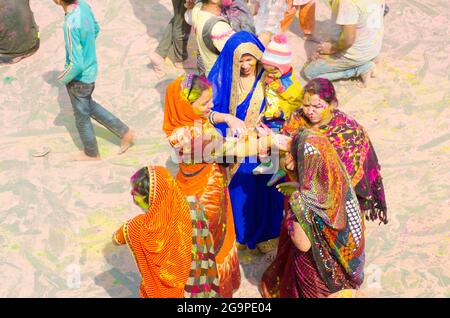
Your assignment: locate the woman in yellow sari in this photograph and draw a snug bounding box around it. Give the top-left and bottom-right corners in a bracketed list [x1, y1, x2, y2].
[162, 74, 242, 297]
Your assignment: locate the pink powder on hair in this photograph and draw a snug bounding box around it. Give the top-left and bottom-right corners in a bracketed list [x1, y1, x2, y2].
[273, 33, 288, 44]
[222, 0, 233, 7]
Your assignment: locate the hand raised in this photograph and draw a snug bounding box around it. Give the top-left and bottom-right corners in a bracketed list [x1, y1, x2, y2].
[284, 153, 295, 171]
[276, 182, 300, 196]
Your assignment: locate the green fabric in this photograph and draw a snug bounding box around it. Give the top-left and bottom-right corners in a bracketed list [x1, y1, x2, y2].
[58, 0, 100, 85]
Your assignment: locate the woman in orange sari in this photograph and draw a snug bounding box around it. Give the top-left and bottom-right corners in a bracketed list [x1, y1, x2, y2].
[162, 74, 242, 297]
[113, 165, 221, 298]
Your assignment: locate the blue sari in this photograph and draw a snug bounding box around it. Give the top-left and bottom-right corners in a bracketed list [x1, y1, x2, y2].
[208, 31, 284, 250]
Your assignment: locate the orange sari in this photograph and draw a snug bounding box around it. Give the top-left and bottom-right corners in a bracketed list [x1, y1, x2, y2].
[113, 166, 192, 298]
[163, 77, 241, 297]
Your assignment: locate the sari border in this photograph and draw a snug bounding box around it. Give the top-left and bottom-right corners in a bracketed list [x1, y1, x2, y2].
[227, 43, 265, 181]
[230, 42, 264, 118]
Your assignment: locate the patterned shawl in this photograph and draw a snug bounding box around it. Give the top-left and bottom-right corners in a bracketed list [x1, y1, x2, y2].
[318, 110, 387, 224]
[286, 109, 388, 224]
[289, 129, 365, 292]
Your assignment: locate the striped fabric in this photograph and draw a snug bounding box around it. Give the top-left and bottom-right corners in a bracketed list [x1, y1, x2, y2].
[184, 196, 221, 298]
[261, 34, 292, 75]
[56, 23, 73, 82]
[123, 166, 193, 298]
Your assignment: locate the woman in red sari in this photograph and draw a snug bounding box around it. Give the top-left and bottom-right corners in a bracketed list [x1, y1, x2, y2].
[281, 77, 387, 224]
[261, 129, 365, 298]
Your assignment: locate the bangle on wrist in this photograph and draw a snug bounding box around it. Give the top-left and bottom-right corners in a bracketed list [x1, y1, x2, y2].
[208, 111, 217, 125]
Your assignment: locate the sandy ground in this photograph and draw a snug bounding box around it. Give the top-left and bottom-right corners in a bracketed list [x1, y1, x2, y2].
[0, 0, 449, 298]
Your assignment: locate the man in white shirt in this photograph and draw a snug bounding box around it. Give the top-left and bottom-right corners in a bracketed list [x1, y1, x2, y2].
[187, 0, 235, 75]
[303, 0, 386, 87]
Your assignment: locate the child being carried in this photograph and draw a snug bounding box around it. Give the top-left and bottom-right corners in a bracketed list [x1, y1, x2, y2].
[252, 34, 303, 186]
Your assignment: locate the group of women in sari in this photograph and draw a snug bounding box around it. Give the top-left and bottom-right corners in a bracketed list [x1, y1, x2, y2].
[113, 30, 387, 298]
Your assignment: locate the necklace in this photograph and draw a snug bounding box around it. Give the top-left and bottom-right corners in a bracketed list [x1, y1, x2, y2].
[238, 72, 256, 104]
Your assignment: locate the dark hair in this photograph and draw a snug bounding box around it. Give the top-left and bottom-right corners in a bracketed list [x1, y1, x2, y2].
[290, 133, 301, 174]
[290, 128, 309, 179]
[62, 0, 78, 4]
[192, 74, 211, 96]
[303, 78, 338, 105]
[183, 74, 212, 103]
[130, 167, 150, 204]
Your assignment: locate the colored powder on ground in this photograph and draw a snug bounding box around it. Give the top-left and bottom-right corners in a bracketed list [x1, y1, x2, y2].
[4, 76, 16, 84]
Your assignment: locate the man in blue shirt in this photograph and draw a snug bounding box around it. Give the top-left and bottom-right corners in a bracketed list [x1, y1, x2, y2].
[54, 0, 135, 160]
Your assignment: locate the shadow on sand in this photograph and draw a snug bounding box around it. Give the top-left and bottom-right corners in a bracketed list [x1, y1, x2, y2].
[42, 71, 126, 150]
[94, 242, 140, 298]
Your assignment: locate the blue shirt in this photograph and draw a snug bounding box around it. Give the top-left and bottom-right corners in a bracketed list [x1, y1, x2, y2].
[57, 0, 99, 85]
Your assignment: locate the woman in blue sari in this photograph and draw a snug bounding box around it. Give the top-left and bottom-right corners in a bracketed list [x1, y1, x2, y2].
[208, 31, 284, 254]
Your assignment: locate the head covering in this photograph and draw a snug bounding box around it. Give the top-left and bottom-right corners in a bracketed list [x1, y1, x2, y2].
[163, 76, 203, 137]
[293, 77, 387, 223]
[317, 110, 387, 224]
[180, 73, 211, 104]
[261, 33, 292, 75]
[208, 31, 266, 134]
[290, 129, 365, 292]
[303, 77, 338, 105]
[124, 166, 192, 298]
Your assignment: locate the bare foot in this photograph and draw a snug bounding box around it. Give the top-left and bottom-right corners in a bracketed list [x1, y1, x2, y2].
[263, 249, 277, 263]
[149, 52, 166, 79]
[236, 243, 247, 251]
[359, 70, 373, 88]
[119, 130, 135, 154]
[71, 152, 101, 161]
[247, 247, 260, 255]
[304, 34, 322, 44]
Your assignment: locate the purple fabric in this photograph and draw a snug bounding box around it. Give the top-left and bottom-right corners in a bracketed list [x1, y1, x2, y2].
[261, 204, 332, 298]
[293, 249, 331, 298]
[303, 77, 338, 104]
[222, 0, 256, 33]
[319, 110, 387, 224]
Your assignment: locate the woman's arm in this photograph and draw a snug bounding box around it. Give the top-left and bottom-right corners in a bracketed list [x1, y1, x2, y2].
[112, 224, 126, 246]
[256, 122, 293, 152]
[291, 221, 312, 252]
[211, 111, 248, 137]
[213, 132, 261, 158]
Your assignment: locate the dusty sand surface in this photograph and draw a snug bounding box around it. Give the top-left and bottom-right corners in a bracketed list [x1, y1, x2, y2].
[0, 0, 448, 298]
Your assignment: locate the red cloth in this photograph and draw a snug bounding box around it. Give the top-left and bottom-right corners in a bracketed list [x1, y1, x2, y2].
[260, 216, 331, 298]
